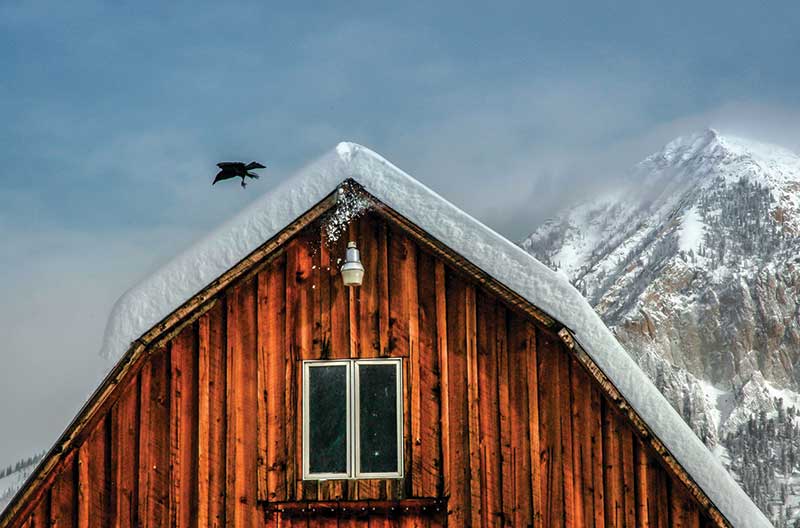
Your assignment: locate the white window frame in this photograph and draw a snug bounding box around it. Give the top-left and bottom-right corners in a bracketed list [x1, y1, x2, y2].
[302, 360, 351, 480]
[302, 358, 403, 481]
[354, 358, 404, 479]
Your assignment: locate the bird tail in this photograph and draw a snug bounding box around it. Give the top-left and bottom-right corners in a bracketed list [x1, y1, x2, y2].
[246, 172, 260, 179]
[246, 161, 265, 170]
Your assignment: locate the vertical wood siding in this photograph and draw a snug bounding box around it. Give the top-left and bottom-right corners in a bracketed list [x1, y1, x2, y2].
[6, 212, 719, 528]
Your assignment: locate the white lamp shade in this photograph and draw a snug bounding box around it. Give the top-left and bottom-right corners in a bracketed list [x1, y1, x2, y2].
[341, 266, 365, 287]
[341, 241, 365, 287]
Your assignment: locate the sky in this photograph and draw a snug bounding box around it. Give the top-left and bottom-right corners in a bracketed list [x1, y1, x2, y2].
[1, 0, 800, 466]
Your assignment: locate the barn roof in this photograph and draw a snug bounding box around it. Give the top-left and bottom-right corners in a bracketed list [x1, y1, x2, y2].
[52, 143, 772, 526]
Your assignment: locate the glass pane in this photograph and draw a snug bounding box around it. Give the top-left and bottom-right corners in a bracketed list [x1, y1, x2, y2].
[308, 365, 348, 474]
[358, 363, 399, 474]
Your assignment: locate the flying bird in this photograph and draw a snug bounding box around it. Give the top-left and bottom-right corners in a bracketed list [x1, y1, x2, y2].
[213, 161, 266, 188]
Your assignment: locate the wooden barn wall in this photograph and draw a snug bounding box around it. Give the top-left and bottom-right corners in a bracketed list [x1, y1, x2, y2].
[6, 212, 719, 528]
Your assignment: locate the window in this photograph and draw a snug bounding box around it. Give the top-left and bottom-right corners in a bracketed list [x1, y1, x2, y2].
[302, 359, 403, 480]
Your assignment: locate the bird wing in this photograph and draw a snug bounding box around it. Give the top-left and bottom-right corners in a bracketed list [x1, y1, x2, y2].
[213, 169, 234, 184]
[216, 161, 245, 169]
[246, 161, 266, 170]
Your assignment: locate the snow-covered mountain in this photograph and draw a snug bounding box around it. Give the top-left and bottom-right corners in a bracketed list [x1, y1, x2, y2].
[522, 128, 800, 525]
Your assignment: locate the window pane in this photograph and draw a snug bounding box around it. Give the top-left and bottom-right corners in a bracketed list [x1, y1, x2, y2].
[308, 365, 348, 474]
[358, 363, 399, 474]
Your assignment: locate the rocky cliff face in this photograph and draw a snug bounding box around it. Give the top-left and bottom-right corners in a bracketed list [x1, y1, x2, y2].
[522, 129, 800, 525]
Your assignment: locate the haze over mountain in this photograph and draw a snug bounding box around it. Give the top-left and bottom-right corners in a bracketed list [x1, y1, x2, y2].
[523, 129, 800, 525]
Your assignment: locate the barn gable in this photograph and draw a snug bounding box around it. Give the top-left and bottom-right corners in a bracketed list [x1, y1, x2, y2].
[0, 143, 769, 527]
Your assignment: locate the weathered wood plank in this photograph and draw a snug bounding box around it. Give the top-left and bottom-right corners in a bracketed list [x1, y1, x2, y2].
[50, 454, 76, 528]
[138, 349, 170, 528]
[647, 449, 661, 526]
[257, 270, 270, 503]
[388, 229, 417, 499]
[226, 279, 259, 526]
[576, 380, 605, 528]
[134, 368, 150, 528]
[538, 331, 564, 527]
[197, 314, 211, 528]
[359, 215, 381, 360]
[329, 237, 351, 362]
[683, 492, 702, 528]
[700, 515, 719, 528]
[285, 240, 304, 502]
[293, 234, 318, 501]
[377, 220, 391, 359]
[670, 483, 685, 528]
[586, 366, 604, 528]
[589, 385, 606, 528]
[82, 417, 109, 528]
[170, 326, 198, 528]
[77, 432, 93, 528]
[558, 346, 576, 527]
[225, 290, 238, 525]
[444, 272, 469, 526]
[603, 404, 624, 527]
[621, 426, 637, 527]
[464, 285, 482, 527]
[110, 376, 138, 528]
[508, 314, 532, 527]
[259, 256, 288, 503]
[434, 260, 449, 501]
[30, 493, 49, 528]
[569, 357, 588, 528]
[204, 302, 227, 527]
[635, 438, 651, 528]
[476, 292, 502, 526]
[397, 353, 411, 502]
[416, 250, 441, 499]
[496, 304, 513, 524]
[652, 454, 670, 528]
[526, 323, 544, 528]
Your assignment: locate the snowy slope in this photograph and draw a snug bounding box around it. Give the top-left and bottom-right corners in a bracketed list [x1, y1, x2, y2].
[0, 455, 43, 514]
[523, 128, 800, 526]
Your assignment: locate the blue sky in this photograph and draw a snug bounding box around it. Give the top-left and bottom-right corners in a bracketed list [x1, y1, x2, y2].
[1, 0, 800, 465]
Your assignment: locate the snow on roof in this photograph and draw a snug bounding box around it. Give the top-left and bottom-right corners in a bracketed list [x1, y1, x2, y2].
[101, 142, 770, 527]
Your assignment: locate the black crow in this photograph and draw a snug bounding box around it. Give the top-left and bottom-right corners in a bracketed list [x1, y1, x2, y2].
[213, 161, 266, 188]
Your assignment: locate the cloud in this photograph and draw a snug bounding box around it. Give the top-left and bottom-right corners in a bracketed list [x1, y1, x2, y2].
[383, 91, 800, 238]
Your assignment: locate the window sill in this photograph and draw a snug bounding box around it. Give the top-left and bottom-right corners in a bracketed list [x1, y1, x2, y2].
[264, 498, 447, 518]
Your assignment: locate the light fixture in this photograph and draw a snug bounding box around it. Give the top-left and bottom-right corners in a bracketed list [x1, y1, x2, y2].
[341, 241, 365, 287]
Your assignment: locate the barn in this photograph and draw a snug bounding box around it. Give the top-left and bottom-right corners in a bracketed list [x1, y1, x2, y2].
[0, 143, 770, 527]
